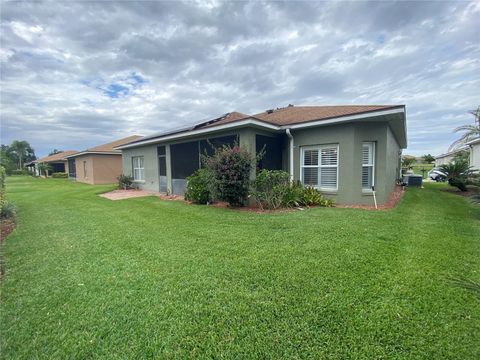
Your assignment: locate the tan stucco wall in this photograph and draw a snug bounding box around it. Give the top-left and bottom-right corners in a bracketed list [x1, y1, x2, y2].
[75, 155, 95, 184]
[91, 154, 123, 184]
[74, 154, 122, 184]
[75, 154, 122, 184]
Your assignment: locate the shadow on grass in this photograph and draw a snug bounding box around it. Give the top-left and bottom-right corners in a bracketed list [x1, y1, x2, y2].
[448, 276, 480, 298]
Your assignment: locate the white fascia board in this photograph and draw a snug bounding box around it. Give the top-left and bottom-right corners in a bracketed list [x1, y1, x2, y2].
[117, 118, 281, 149]
[284, 107, 405, 130]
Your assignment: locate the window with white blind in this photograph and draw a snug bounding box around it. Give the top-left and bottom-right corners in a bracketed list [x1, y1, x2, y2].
[301, 145, 339, 191]
[362, 142, 375, 190]
[132, 156, 145, 182]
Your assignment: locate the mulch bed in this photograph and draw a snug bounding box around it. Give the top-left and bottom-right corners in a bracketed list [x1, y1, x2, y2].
[441, 185, 479, 198]
[337, 185, 405, 211]
[0, 217, 16, 243]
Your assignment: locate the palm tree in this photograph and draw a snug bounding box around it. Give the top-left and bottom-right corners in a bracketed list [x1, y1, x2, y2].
[449, 106, 480, 150]
[9, 140, 31, 169]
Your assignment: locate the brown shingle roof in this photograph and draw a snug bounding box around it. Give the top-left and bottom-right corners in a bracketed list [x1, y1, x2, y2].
[85, 135, 143, 153]
[199, 105, 402, 129]
[36, 150, 78, 163]
[252, 105, 402, 126]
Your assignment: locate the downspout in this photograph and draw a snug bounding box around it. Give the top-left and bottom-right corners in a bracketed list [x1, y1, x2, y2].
[286, 128, 294, 180]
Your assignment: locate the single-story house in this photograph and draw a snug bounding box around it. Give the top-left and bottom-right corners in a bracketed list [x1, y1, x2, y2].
[27, 150, 79, 176]
[118, 105, 406, 205]
[466, 138, 480, 170]
[434, 147, 468, 167]
[65, 135, 142, 184]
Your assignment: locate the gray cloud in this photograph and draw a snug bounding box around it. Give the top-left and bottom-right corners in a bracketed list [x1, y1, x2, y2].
[0, 0, 479, 157]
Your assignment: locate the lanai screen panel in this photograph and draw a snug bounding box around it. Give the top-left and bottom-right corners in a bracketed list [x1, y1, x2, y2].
[68, 159, 76, 178]
[169, 134, 238, 195]
[256, 134, 283, 171]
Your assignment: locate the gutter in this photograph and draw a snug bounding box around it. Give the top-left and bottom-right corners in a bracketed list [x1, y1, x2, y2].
[286, 128, 294, 180]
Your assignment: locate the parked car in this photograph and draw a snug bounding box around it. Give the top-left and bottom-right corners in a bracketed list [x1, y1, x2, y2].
[428, 168, 447, 182]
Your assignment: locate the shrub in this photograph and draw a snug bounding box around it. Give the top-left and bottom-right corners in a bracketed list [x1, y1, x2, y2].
[204, 145, 254, 207]
[300, 186, 324, 206]
[439, 160, 474, 192]
[0, 166, 5, 210]
[10, 169, 30, 176]
[185, 168, 214, 204]
[52, 172, 68, 178]
[117, 174, 134, 190]
[252, 170, 291, 209]
[0, 201, 16, 219]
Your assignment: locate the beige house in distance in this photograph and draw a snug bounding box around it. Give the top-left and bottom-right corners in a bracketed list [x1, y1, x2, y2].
[65, 135, 141, 184]
[27, 150, 79, 176]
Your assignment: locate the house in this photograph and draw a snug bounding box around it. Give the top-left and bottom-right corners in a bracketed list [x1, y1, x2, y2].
[28, 150, 79, 176]
[434, 148, 467, 167]
[65, 135, 142, 184]
[118, 105, 407, 205]
[466, 138, 480, 170]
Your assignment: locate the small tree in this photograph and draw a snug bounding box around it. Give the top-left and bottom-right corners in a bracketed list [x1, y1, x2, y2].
[422, 154, 435, 164]
[402, 155, 415, 170]
[37, 163, 52, 177]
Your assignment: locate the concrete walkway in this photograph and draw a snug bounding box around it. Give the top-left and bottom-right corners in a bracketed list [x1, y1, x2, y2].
[99, 189, 183, 201]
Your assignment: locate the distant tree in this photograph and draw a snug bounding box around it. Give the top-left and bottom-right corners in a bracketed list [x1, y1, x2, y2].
[8, 140, 36, 169]
[48, 149, 62, 156]
[450, 106, 480, 150]
[0, 145, 16, 173]
[422, 154, 435, 164]
[402, 155, 415, 170]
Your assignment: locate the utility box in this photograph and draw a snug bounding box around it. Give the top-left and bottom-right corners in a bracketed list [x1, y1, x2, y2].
[403, 174, 423, 187]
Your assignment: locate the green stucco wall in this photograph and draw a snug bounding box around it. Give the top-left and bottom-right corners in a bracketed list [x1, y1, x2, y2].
[122, 121, 402, 204]
[291, 122, 401, 205]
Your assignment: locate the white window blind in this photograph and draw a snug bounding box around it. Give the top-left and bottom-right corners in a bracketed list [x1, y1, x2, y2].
[132, 156, 145, 181]
[301, 145, 338, 190]
[362, 142, 375, 189]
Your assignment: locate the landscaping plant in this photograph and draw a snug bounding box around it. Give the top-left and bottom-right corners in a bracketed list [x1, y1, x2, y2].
[52, 172, 68, 178]
[0, 165, 16, 219]
[117, 174, 134, 190]
[252, 170, 291, 209]
[185, 168, 214, 204]
[439, 160, 474, 192]
[204, 145, 255, 207]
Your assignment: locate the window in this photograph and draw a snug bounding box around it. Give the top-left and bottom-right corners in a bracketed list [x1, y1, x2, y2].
[301, 145, 338, 191]
[132, 156, 145, 181]
[83, 161, 87, 178]
[362, 142, 375, 190]
[158, 146, 166, 177]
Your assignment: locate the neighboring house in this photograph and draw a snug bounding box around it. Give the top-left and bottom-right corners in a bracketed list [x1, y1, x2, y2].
[118, 105, 407, 205]
[65, 135, 142, 185]
[27, 150, 79, 176]
[466, 138, 480, 170]
[434, 148, 468, 167]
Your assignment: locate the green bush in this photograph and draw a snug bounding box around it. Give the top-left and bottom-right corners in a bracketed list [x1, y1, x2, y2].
[185, 168, 214, 204]
[439, 160, 474, 192]
[0, 201, 16, 219]
[252, 170, 291, 209]
[117, 174, 134, 190]
[0, 166, 5, 210]
[204, 145, 254, 207]
[52, 172, 68, 178]
[10, 169, 30, 176]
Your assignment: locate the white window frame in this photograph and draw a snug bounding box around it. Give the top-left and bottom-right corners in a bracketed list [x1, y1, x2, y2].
[301, 144, 339, 192]
[362, 142, 375, 192]
[132, 156, 145, 182]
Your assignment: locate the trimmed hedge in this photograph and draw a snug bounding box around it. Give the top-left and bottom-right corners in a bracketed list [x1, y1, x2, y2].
[52, 172, 68, 178]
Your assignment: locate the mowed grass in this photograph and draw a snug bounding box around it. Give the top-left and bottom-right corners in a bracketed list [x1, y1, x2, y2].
[1, 177, 479, 359]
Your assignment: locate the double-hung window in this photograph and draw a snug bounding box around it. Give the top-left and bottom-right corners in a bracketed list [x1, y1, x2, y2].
[132, 156, 145, 182]
[301, 144, 339, 191]
[362, 142, 375, 190]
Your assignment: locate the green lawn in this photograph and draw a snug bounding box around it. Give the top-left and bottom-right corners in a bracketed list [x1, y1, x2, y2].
[1, 177, 479, 359]
[411, 163, 435, 178]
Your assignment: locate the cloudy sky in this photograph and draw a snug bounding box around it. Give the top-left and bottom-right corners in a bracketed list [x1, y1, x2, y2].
[1, 1, 479, 157]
